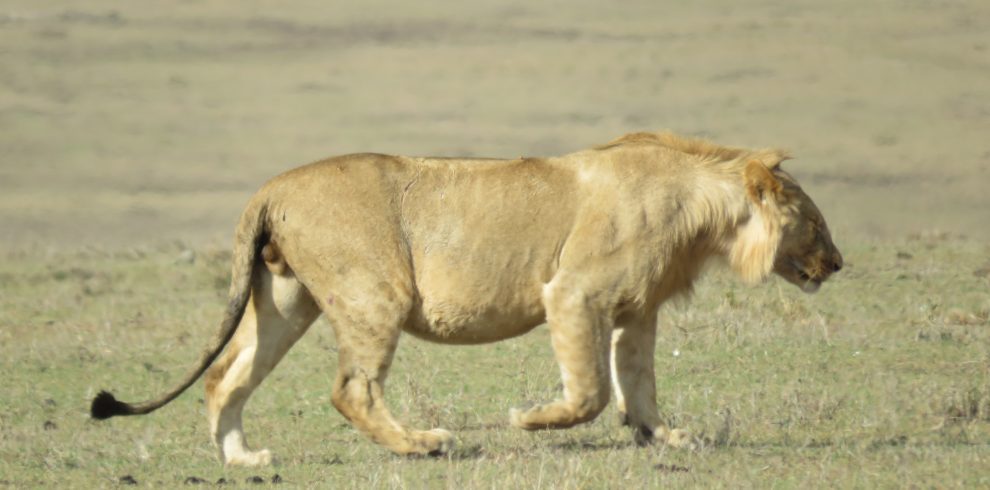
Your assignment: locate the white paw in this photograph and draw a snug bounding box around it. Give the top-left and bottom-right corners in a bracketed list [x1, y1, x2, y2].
[428, 428, 455, 455]
[665, 429, 698, 450]
[508, 408, 524, 428]
[225, 448, 273, 467]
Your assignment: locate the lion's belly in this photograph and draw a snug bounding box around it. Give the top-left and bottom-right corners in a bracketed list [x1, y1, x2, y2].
[404, 302, 546, 344]
[402, 226, 561, 343]
[403, 273, 549, 344]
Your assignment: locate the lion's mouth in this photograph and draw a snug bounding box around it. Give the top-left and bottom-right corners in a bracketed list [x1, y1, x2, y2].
[791, 260, 822, 294]
[801, 278, 822, 293]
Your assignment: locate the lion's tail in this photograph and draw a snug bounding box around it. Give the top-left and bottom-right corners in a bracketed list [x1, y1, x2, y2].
[90, 197, 269, 420]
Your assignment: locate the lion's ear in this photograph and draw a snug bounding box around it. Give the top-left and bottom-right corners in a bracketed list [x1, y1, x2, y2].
[744, 159, 783, 204]
[753, 149, 791, 170]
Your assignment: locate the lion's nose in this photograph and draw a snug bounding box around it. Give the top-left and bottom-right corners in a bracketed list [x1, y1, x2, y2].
[831, 253, 843, 272]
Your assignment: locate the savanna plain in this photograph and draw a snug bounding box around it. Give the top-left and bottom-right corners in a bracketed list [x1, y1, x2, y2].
[1, 1, 989, 488]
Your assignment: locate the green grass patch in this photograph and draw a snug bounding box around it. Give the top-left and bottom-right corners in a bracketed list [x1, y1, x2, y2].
[1, 239, 989, 487]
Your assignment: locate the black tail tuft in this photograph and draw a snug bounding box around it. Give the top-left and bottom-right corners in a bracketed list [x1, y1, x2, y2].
[90, 390, 131, 420]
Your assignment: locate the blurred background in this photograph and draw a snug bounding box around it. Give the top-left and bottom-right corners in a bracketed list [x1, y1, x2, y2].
[2, 0, 988, 249]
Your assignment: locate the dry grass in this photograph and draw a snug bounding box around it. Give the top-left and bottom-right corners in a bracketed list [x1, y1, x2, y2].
[1, 239, 989, 487]
[3, 1, 990, 486]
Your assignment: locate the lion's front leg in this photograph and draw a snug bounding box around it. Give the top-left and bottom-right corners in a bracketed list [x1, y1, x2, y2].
[610, 313, 696, 449]
[510, 282, 613, 430]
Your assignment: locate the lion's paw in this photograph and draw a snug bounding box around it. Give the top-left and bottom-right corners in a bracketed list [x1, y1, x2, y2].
[403, 428, 455, 457]
[424, 428, 455, 456]
[224, 448, 273, 467]
[633, 425, 700, 450]
[508, 406, 544, 430]
[665, 428, 699, 450]
[508, 407, 526, 429]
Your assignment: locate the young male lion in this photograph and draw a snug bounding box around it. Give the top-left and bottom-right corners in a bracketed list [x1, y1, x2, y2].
[91, 131, 842, 466]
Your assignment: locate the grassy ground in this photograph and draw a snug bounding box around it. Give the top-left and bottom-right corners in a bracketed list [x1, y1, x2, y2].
[3, 0, 990, 487]
[1, 238, 988, 488]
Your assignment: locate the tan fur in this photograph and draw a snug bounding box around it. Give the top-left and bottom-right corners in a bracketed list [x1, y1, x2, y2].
[100, 131, 842, 465]
[595, 131, 790, 167]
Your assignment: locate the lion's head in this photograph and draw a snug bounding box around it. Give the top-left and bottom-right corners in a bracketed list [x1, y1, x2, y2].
[770, 170, 842, 293]
[732, 158, 842, 293]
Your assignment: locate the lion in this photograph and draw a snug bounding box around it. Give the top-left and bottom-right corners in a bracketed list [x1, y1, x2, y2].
[91, 131, 842, 466]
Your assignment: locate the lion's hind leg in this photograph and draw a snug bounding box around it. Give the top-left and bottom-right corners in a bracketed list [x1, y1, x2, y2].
[319, 280, 453, 456]
[204, 257, 320, 467]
